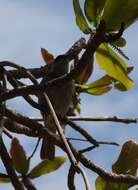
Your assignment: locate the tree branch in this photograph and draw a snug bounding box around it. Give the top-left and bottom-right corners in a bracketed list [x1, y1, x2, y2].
[0, 137, 25, 190]
[68, 116, 137, 124]
[70, 144, 138, 186]
[29, 115, 137, 124]
[22, 176, 38, 190]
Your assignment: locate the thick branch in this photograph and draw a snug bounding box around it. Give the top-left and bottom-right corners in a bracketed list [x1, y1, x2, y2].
[0, 137, 24, 190]
[3, 107, 138, 186]
[68, 165, 76, 190]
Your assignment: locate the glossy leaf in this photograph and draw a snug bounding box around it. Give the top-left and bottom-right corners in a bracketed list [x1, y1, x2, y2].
[102, 0, 138, 31]
[73, 0, 91, 34]
[112, 140, 138, 176]
[86, 75, 112, 88]
[84, 0, 106, 26]
[10, 138, 29, 175]
[41, 48, 54, 64]
[110, 37, 127, 47]
[114, 67, 134, 91]
[96, 43, 134, 90]
[85, 86, 112, 95]
[28, 157, 66, 179]
[77, 82, 112, 96]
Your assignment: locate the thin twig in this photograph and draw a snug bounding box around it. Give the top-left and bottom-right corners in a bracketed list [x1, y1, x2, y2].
[77, 165, 90, 190]
[79, 146, 96, 154]
[68, 116, 137, 124]
[25, 115, 138, 124]
[28, 138, 40, 160]
[65, 118, 98, 146]
[3, 129, 13, 139]
[4, 68, 41, 110]
[68, 138, 119, 146]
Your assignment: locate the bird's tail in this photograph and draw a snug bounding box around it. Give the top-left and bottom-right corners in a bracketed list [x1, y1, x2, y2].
[40, 115, 56, 160]
[40, 138, 55, 160]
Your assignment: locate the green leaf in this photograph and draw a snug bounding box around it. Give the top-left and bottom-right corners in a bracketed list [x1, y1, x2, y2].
[73, 0, 91, 34]
[102, 0, 138, 31]
[112, 140, 138, 176]
[85, 86, 112, 95]
[95, 177, 128, 190]
[95, 140, 138, 190]
[0, 174, 11, 184]
[110, 38, 127, 47]
[84, 0, 106, 26]
[75, 103, 81, 114]
[28, 157, 66, 179]
[10, 138, 29, 175]
[95, 176, 106, 190]
[96, 43, 134, 90]
[76, 74, 113, 95]
[114, 67, 134, 91]
[0, 178, 11, 184]
[86, 75, 112, 88]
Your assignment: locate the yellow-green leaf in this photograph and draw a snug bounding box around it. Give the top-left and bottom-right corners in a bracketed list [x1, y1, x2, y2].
[95, 176, 106, 190]
[86, 86, 112, 95]
[102, 0, 138, 31]
[0, 174, 11, 184]
[84, 0, 106, 26]
[110, 37, 127, 47]
[86, 75, 112, 88]
[95, 176, 128, 190]
[77, 83, 112, 95]
[95, 140, 138, 190]
[113, 66, 134, 91]
[10, 138, 29, 175]
[96, 43, 134, 90]
[28, 157, 66, 179]
[73, 0, 91, 34]
[112, 140, 138, 176]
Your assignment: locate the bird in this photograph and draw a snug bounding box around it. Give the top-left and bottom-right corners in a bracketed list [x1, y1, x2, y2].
[38, 55, 74, 160]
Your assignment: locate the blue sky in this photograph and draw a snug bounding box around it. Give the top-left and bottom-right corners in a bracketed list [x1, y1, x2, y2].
[0, 1, 138, 190]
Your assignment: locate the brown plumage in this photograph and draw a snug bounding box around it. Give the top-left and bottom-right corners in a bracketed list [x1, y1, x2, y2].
[39, 55, 74, 160]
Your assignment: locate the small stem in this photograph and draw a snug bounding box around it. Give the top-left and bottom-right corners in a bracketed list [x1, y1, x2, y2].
[28, 138, 40, 159]
[22, 176, 38, 190]
[65, 118, 98, 146]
